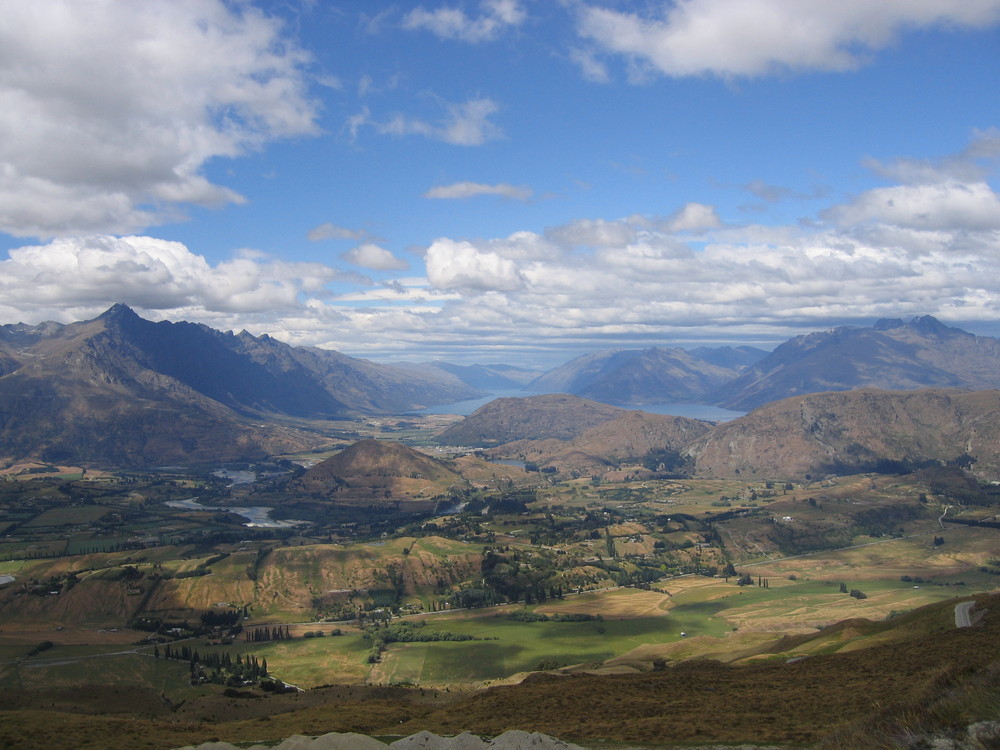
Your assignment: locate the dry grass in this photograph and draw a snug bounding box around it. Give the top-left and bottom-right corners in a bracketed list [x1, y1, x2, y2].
[534, 588, 672, 619]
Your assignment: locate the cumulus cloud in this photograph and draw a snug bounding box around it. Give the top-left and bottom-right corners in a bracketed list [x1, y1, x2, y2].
[424, 182, 532, 201]
[825, 181, 1000, 230]
[828, 131, 1000, 230]
[404, 1, 527, 42]
[0, 235, 339, 322]
[341, 243, 409, 271]
[349, 98, 503, 146]
[425, 238, 526, 292]
[0, 0, 319, 238]
[575, 0, 1000, 79]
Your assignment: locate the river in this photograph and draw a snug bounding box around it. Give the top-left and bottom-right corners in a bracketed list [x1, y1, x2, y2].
[164, 498, 302, 528]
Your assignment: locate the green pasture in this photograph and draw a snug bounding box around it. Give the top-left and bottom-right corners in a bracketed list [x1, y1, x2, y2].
[199, 631, 371, 687]
[21, 506, 109, 528]
[374, 609, 730, 685]
[0, 539, 67, 560]
[0, 645, 197, 698]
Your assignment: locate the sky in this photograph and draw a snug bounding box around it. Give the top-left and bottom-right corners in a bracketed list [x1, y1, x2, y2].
[0, 0, 998, 368]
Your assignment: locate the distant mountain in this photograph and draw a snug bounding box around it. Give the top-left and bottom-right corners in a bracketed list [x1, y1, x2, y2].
[425, 361, 541, 390]
[711, 316, 1000, 410]
[0, 305, 480, 467]
[525, 347, 741, 405]
[435, 393, 625, 446]
[292, 439, 466, 502]
[689, 345, 769, 370]
[686, 388, 1000, 480]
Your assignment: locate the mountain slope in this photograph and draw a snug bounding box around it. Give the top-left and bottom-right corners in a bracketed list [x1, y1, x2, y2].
[0, 305, 480, 467]
[435, 394, 625, 446]
[526, 347, 739, 404]
[686, 387, 1000, 480]
[488, 409, 714, 474]
[712, 316, 1000, 410]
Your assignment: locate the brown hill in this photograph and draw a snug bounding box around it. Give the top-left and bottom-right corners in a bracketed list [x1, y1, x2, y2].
[293, 439, 467, 502]
[435, 394, 624, 446]
[686, 387, 1000, 480]
[489, 410, 713, 474]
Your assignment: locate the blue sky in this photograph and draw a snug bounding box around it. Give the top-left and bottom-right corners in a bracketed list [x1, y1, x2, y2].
[0, 1, 998, 367]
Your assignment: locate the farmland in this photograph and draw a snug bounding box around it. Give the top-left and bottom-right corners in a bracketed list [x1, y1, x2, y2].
[0, 457, 997, 707]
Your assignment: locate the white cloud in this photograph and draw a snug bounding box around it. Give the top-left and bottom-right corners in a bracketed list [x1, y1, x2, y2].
[575, 0, 1000, 79]
[665, 202, 723, 232]
[0, 235, 339, 320]
[350, 97, 503, 146]
[826, 181, 1000, 230]
[424, 182, 532, 201]
[864, 128, 1000, 185]
[0, 0, 318, 238]
[404, 1, 527, 42]
[425, 238, 526, 292]
[569, 47, 612, 83]
[545, 218, 640, 248]
[341, 243, 410, 271]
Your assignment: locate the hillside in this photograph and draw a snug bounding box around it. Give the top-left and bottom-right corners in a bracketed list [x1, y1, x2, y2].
[713, 315, 1000, 410]
[389, 594, 1000, 748]
[525, 346, 742, 404]
[435, 394, 624, 446]
[686, 387, 1000, 480]
[291, 439, 467, 502]
[3, 592, 997, 749]
[486, 409, 713, 475]
[0, 305, 479, 467]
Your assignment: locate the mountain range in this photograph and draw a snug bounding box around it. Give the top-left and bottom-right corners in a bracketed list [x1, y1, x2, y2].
[3, 305, 1000, 471]
[0, 304, 478, 466]
[512, 316, 1000, 409]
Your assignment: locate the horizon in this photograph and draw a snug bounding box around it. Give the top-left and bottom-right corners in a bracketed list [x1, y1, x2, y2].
[8, 301, 989, 373]
[0, 2, 998, 368]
